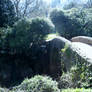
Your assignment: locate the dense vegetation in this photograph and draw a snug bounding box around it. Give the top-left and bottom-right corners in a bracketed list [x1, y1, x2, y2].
[0, 0, 92, 92]
[50, 8, 92, 39]
[0, 0, 16, 27]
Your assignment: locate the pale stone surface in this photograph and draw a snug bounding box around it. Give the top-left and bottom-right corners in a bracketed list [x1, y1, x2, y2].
[47, 36, 92, 71]
[71, 36, 92, 46]
[71, 42, 92, 63]
[46, 36, 92, 71]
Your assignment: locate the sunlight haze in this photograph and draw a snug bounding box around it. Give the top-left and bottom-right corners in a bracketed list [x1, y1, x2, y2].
[43, 0, 88, 4]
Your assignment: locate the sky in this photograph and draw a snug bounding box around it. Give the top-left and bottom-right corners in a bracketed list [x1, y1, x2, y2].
[20, 0, 88, 5]
[43, 0, 52, 4]
[43, 0, 88, 4]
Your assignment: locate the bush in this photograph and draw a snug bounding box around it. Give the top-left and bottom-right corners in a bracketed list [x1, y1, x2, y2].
[6, 18, 55, 54]
[11, 75, 60, 92]
[62, 88, 92, 92]
[65, 8, 92, 37]
[50, 9, 85, 39]
[50, 8, 92, 38]
[61, 43, 92, 88]
[7, 19, 31, 53]
[0, 27, 12, 51]
[58, 73, 73, 89]
[29, 17, 55, 43]
[60, 42, 92, 88]
[70, 62, 92, 88]
[50, 9, 84, 39]
[58, 60, 92, 88]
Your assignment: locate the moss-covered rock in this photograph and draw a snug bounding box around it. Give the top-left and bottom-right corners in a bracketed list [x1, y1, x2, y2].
[61, 41, 92, 88]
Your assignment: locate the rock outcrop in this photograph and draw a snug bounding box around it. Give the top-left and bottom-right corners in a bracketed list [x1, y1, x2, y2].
[46, 36, 71, 77]
[44, 36, 92, 74]
[71, 36, 92, 46]
[62, 37, 92, 70]
[0, 35, 92, 87]
[71, 42, 92, 63]
[47, 36, 92, 71]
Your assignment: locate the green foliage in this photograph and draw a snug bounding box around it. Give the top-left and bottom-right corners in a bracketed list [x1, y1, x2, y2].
[70, 58, 92, 88]
[45, 33, 59, 41]
[58, 73, 73, 89]
[62, 88, 92, 92]
[0, 0, 16, 27]
[3, 18, 54, 54]
[50, 9, 84, 39]
[50, 8, 92, 38]
[81, 8, 92, 37]
[29, 18, 55, 43]
[60, 43, 92, 88]
[61, 44, 69, 53]
[65, 8, 92, 37]
[60, 8, 92, 37]
[0, 27, 12, 50]
[7, 19, 31, 53]
[11, 75, 60, 92]
[0, 87, 9, 92]
[0, 28, 7, 44]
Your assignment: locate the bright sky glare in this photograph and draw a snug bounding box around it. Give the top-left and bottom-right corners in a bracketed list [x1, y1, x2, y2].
[43, 0, 52, 4]
[43, 0, 88, 4]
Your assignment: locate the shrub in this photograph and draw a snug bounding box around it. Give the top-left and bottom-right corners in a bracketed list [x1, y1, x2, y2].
[60, 42, 92, 88]
[7, 19, 31, 53]
[29, 17, 55, 43]
[62, 88, 92, 92]
[0, 27, 12, 51]
[68, 57, 92, 88]
[11, 75, 60, 92]
[58, 73, 73, 89]
[7, 18, 55, 54]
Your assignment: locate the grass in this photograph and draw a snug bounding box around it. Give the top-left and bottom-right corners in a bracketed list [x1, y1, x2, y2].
[61, 88, 92, 92]
[45, 33, 59, 41]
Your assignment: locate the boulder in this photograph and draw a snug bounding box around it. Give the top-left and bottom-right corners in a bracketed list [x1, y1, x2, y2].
[46, 36, 71, 49]
[61, 41, 92, 71]
[46, 36, 71, 77]
[71, 42, 92, 64]
[45, 36, 92, 75]
[71, 36, 92, 46]
[46, 36, 92, 72]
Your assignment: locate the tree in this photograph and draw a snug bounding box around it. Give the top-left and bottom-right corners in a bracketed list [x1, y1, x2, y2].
[85, 0, 92, 8]
[5, 18, 54, 54]
[0, 0, 16, 27]
[12, 0, 50, 18]
[50, 9, 85, 39]
[63, 1, 77, 9]
[29, 0, 50, 18]
[51, 0, 61, 8]
[29, 18, 55, 43]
